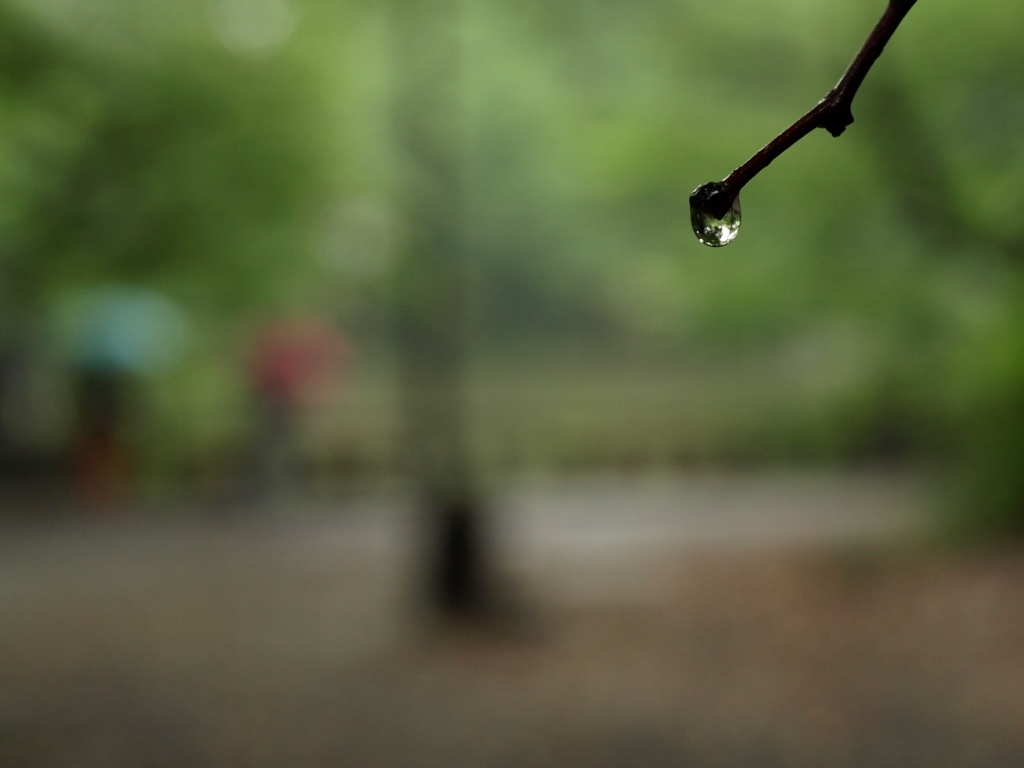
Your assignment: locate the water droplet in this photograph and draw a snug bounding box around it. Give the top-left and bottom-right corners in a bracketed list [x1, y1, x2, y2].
[689, 183, 741, 247]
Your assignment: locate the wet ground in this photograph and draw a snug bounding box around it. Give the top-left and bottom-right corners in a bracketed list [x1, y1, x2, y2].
[1, 470, 1022, 767]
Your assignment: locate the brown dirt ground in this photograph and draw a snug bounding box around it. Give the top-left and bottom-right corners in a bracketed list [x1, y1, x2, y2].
[1, 525, 1023, 767]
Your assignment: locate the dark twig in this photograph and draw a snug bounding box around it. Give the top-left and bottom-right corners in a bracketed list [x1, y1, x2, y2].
[694, 0, 918, 220]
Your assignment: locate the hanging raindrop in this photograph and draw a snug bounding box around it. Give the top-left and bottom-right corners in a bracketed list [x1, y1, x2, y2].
[689, 182, 741, 247]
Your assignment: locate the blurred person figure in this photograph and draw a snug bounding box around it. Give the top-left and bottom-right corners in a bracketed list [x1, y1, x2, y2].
[248, 315, 350, 502]
[71, 369, 132, 506]
[52, 285, 190, 508]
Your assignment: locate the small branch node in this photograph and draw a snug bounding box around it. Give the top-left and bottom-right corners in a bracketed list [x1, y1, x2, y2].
[820, 103, 854, 138]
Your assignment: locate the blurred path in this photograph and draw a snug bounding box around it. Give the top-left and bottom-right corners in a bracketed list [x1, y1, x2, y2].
[0, 468, 929, 610]
[500, 469, 928, 604]
[9, 469, 1014, 768]
[0, 468, 932, 690]
[0, 469, 930, 724]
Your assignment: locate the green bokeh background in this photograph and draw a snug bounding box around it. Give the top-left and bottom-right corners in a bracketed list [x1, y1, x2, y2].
[0, 0, 1022, 533]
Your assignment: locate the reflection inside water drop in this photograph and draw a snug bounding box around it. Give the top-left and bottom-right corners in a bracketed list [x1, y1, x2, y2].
[689, 184, 741, 247]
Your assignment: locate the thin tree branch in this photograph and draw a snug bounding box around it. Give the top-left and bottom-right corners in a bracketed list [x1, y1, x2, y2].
[693, 0, 918, 221]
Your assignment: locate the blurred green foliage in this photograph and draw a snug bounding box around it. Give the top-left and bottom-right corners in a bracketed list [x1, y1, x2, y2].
[0, 0, 345, 315]
[0, 0, 1022, 532]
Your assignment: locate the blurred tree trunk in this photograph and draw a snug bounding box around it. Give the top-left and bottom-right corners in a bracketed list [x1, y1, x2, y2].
[390, 0, 488, 614]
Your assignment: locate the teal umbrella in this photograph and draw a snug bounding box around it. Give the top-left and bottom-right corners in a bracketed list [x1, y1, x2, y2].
[52, 285, 190, 374]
